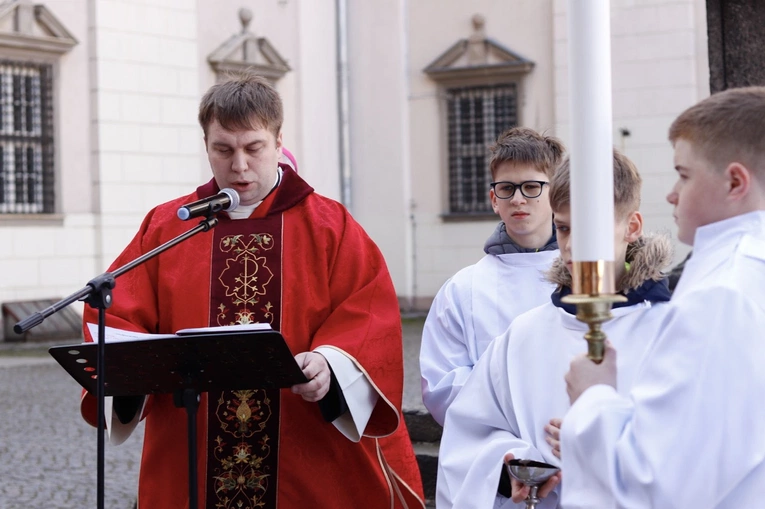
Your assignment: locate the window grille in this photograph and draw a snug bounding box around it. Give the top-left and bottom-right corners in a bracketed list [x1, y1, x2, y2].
[0, 60, 54, 214]
[447, 83, 517, 214]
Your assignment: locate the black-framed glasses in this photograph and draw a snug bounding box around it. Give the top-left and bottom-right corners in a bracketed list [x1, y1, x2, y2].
[490, 180, 549, 200]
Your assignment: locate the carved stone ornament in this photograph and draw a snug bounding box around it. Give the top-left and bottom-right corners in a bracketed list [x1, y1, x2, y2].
[0, 0, 78, 54]
[424, 14, 534, 85]
[207, 7, 290, 81]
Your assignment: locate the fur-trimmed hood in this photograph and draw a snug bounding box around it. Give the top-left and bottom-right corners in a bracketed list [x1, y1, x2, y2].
[547, 233, 674, 292]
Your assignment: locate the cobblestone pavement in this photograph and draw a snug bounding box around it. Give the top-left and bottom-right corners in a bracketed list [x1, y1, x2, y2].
[0, 354, 142, 509]
[0, 317, 426, 508]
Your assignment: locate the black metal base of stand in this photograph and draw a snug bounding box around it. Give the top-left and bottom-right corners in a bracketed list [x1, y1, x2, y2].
[83, 275, 116, 509]
[174, 387, 200, 509]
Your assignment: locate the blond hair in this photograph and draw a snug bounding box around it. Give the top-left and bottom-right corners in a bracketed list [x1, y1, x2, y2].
[550, 149, 642, 218]
[489, 127, 565, 180]
[198, 74, 283, 137]
[669, 86, 765, 175]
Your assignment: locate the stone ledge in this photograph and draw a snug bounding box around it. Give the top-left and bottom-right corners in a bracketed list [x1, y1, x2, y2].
[413, 441, 439, 506]
[404, 409, 443, 443]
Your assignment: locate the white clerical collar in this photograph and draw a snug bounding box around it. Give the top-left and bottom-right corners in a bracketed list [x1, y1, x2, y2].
[227, 168, 283, 220]
[692, 210, 765, 252]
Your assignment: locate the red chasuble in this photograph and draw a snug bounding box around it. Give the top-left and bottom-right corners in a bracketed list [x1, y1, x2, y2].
[81, 167, 424, 508]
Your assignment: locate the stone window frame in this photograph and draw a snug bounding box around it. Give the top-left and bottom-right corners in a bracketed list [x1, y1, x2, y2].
[424, 15, 534, 221]
[0, 1, 76, 221]
[0, 56, 55, 215]
[441, 77, 523, 218]
[433, 71, 533, 221]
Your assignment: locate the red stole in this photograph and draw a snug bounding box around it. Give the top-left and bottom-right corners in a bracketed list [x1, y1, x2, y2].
[205, 188, 284, 509]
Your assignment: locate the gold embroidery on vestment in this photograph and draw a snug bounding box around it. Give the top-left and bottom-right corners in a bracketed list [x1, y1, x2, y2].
[209, 227, 280, 508]
[216, 234, 275, 327]
[211, 390, 273, 508]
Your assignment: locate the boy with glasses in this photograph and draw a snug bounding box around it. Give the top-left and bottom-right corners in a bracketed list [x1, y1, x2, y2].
[436, 150, 672, 509]
[420, 127, 563, 425]
[562, 87, 765, 509]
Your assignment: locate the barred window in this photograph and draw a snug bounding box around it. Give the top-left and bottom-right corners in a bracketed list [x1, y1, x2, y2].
[0, 60, 55, 214]
[447, 83, 517, 214]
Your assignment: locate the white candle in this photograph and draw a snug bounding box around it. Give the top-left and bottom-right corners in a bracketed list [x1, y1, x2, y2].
[567, 0, 615, 262]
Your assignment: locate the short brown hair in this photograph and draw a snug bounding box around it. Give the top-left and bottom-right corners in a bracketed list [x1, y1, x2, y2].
[198, 74, 283, 137]
[549, 149, 642, 218]
[669, 86, 765, 175]
[489, 127, 566, 180]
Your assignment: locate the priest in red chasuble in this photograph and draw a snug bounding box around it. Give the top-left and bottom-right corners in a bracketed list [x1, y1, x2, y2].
[80, 74, 424, 509]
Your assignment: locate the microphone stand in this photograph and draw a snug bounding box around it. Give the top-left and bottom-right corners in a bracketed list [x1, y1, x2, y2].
[14, 215, 219, 509]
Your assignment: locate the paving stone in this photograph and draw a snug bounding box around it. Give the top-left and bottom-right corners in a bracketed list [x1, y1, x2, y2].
[0, 360, 142, 509]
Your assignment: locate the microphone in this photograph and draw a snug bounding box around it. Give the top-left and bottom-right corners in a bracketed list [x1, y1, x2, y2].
[177, 188, 240, 220]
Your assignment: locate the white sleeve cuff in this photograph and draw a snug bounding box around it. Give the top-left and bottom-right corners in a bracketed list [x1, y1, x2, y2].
[315, 346, 379, 443]
[570, 384, 621, 416]
[105, 395, 146, 445]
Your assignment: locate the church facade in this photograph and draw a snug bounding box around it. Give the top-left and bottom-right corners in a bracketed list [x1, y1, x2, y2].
[0, 0, 707, 336]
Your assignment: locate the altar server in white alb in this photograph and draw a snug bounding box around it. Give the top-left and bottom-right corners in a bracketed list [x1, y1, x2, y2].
[420, 127, 564, 425]
[437, 150, 674, 509]
[562, 88, 765, 509]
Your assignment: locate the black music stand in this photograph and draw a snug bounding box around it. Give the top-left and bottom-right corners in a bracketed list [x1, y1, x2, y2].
[14, 215, 221, 509]
[50, 328, 307, 509]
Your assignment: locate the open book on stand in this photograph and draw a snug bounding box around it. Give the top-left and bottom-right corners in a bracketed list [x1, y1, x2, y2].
[50, 322, 307, 397]
[83, 322, 273, 343]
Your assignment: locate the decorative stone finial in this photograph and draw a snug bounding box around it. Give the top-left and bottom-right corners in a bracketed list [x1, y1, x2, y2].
[468, 14, 488, 65]
[239, 8, 253, 34]
[472, 13, 485, 33]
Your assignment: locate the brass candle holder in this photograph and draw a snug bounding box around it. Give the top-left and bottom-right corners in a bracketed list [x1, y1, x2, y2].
[561, 261, 626, 363]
